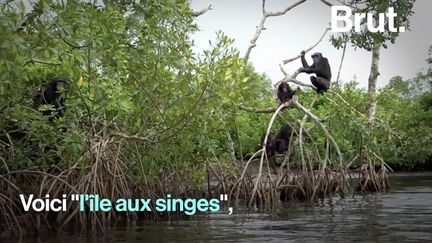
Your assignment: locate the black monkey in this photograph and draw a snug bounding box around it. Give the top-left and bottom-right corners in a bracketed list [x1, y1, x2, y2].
[277, 82, 296, 104]
[299, 51, 331, 94]
[260, 124, 293, 172]
[274, 124, 293, 154]
[261, 132, 276, 157]
[38, 79, 68, 118]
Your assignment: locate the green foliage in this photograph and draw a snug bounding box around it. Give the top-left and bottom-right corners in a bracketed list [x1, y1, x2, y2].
[0, 1, 274, 185]
[376, 67, 432, 168]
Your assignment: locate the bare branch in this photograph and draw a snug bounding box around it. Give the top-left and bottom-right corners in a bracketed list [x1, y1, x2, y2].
[292, 101, 343, 163]
[23, 59, 63, 67]
[282, 27, 330, 65]
[191, 4, 212, 17]
[265, 0, 306, 17]
[274, 68, 316, 90]
[230, 149, 263, 203]
[320, 0, 333, 7]
[288, 78, 316, 89]
[249, 101, 289, 206]
[371, 151, 394, 172]
[239, 105, 277, 113]
[243, 0, 307, 62]
[243, 16, 267, 62]
[292, 102, 323, 123]
[111, 132, 153, 142]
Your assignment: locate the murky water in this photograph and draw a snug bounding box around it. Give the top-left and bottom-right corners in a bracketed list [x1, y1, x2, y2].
[11, 173, 432, 242]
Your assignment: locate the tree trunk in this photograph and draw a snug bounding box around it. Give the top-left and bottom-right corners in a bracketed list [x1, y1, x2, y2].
[367, 43, 381, 128]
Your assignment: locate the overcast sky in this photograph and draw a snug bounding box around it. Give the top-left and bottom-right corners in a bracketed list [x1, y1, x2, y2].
[189, 0, 432, 89]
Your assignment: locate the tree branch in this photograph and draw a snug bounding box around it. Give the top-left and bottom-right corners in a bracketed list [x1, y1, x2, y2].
[265, 0, 307, 17]
[336, 40, 347, 83]
[111, 132, 153, 142]
[281, 27, 330, 65]
[243, 0, 306, 62]
[249, 101, 289, 206]
[191, 4, 212, 17]
[23, 59, 63, 67]
[62, 38, 91, 49]
[320, 0, 333, 7]
[274, 69, 317, 90]
[239, 106, 277, 113]
[239, 94, 299, 113]
[292, 101, 343, 163]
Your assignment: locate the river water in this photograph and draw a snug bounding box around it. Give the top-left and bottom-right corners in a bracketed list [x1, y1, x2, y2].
[13, 173, 432, 242]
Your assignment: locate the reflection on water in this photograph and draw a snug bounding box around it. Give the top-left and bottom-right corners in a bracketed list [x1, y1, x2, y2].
[14, 173, 432, 243]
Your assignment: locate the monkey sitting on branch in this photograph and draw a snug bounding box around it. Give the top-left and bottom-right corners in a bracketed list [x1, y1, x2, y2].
[299, 51, 332, 94]
[276, 81, 301, 106]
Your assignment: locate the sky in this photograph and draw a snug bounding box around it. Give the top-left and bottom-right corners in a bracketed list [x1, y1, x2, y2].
[189, 0, 432, 89]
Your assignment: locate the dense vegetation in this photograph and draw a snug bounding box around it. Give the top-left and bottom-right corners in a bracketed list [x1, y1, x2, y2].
[0, 0, 431, 236]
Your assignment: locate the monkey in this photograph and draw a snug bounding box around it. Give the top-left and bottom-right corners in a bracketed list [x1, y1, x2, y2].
[261, 132, 275, 157]
[299, 51, 331, 94]
[274, 124, 293, 154]
[38, 79, 68, 119]
[260, 124, 294, 173]
[277, 82, 295, 104]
